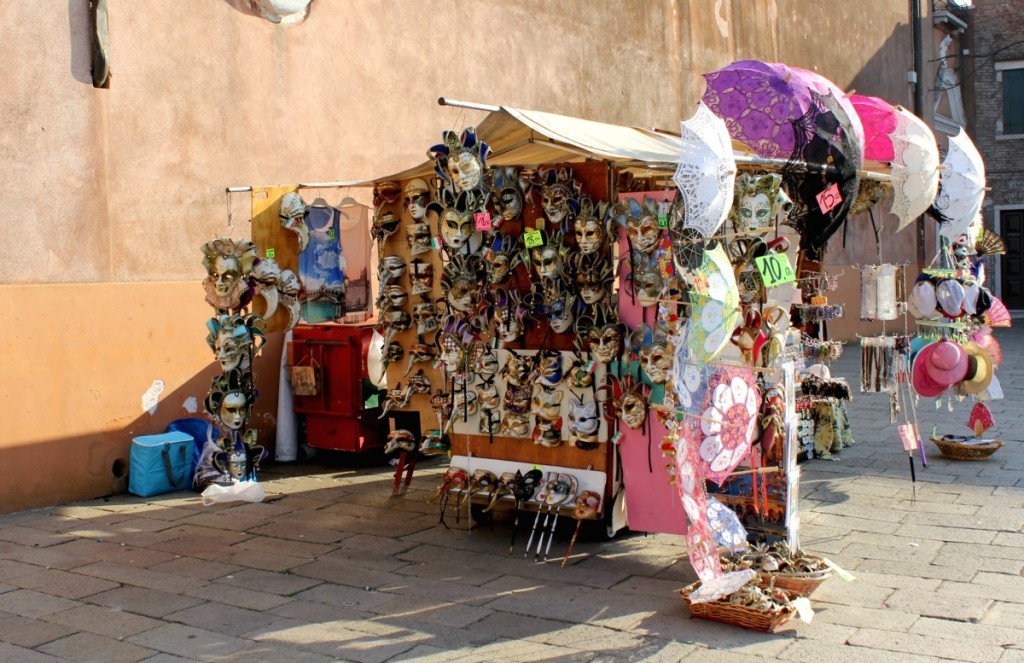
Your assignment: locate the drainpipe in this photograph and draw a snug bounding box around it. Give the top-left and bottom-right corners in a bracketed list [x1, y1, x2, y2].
[912, 0, 927, 266]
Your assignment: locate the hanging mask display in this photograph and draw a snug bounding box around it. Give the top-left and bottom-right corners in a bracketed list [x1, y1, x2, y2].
[430, 389, 453, 432]
[372, 209, 402, 245]
[403, 178, 431, 220]
[475, 379, 500, 411]
[479, 409, 501, 434]
[615, 197, 663, 255]
[453, 390, 480, 418]
[441, 254, 486, 314]
[384, 429, 418, 455]
[469, 342, 500, 378]
[406, 222, 433, 256]
[573, 199, 610, 255]
[503, 382, 532, 415]
[567, 398, 601, 450]
[407, 370, 432, 395]
[492, 167, 528, 223]
[382, 341, 404, 372]
[729, 172, 792, 235]
[278, 192, 310, 253]
[484, 233, 521, 285]
[380, 384, 413, 417]
[728, 237, 768, 305]
[378, 256, 406, 285]
[581, 308, 625, 364]
[568, 356, 595, 389]
[201, 238, 259, 312]
[501, 411, 531, 438]
[373, 181, 402, 208]
[532, 167, 581, 230]
[427, 189, 477, 253]
[428, 127, 491, 197]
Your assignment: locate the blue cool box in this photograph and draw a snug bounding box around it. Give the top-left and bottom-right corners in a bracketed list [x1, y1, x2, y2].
[128, 431, 194, 497]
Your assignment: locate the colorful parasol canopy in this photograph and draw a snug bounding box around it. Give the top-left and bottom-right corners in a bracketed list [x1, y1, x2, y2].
[697, 365, 762, 486]
[935, 129, 986, 241]
[673, 101, 737, 239]
[683, 244, 740, 364]
[850, 94, 940, 230]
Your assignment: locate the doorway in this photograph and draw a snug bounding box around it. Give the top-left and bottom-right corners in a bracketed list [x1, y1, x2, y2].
[998, 207, 1024, 310]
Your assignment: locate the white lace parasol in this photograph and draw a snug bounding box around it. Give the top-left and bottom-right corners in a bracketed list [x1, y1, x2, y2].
[673, 102, 737, 238]
[890, 106, 941, 231]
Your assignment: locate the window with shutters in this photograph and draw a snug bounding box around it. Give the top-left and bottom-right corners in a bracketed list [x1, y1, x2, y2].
[997, 62, 1024, 138]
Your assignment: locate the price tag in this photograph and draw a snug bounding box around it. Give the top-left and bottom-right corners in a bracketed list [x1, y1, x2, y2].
[754, 253, 796, 287]
[657, 214, 669, 229]
[364, 393, 380, 409]
[611, 431, 623, 445]
[474, 212, 493, 231]
[531, 464, 543, 472]
[898, 423, 919, 451]
[816, 183, 842, 214]
[327, 227, 335, 240]
[523, 229, 544, 248]
[265, 248, 276, 259]
[430, 236, 442, 250]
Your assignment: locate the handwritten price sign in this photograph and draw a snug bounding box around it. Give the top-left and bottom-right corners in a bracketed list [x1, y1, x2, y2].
[754, 253, 796, 287]
[523, 229, 544, 248]
[816, 183, 843, 214]
[474, 212, 492, 231]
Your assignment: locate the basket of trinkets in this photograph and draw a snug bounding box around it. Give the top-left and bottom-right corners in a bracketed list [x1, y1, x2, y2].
[930, 435, 1003, 461]
[680, 579, 796, 633]
[722, 542, 832, 598]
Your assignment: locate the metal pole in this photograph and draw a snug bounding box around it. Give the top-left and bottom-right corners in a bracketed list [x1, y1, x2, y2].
[438, 97, 502, 113]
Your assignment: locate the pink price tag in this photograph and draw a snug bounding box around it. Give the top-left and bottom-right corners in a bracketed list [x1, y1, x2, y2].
[474, 212, 492, 231]
[898, 423, 918, 451]
[816, 183, 842, 214]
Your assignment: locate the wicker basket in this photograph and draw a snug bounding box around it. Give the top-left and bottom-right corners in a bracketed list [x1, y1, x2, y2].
[680, 581, 796, 633]
[930, 435, 1004, 461]
[759, 567, 832, 598]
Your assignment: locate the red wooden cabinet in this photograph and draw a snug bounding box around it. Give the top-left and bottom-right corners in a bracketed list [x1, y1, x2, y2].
[289, 323, 387, 452]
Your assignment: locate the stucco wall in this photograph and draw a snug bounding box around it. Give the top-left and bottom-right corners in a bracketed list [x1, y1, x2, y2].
[0, 0, 915, 513]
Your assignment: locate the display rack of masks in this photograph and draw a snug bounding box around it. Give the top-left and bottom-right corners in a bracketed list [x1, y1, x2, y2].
[198, 233, 307, 487]
[373, 127, 628, 467]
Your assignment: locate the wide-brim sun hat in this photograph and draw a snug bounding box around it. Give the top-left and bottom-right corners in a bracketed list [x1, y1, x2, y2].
[912, 340, 968, 398]
[961, 341, 993, 395]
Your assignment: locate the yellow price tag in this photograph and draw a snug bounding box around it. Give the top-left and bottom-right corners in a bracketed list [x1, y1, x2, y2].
[523, 229, 544, 248]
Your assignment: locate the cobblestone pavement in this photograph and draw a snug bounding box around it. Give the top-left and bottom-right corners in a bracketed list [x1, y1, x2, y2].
[1, 326, 1022, 662]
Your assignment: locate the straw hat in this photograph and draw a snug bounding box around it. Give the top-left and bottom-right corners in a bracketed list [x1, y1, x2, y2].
[960, 341, 993, 395]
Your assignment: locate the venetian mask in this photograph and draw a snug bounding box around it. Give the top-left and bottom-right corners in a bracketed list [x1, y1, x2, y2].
[501, 411, 531, 438]
[218, 392, 249, 431]
[484, 233, 519, 285]
[438, 332, 466, 373]
[382, 308, 411, 332]
[373, 209, 401, 244]
[378, 256, 406, 285]
[206, 313, 262, 372]
[475, 380, 500, 410]
[379, 284, 408, 311]
[630, 253, 664, 306]
[569, 255, 613, 306]
[567, 399, 600, 436]
[531, 244, 562, 280]
[383, 341, 404, 367]
[438, 205, 474, 251]
[618, 198, 662, 254]
[429, 128, 490, 194]
[201, 238, 258, 311]
[442, 255, 484, 314]
[549, 292, 577, 334]
[413, 302, 438, 335]
[279, 192, 309, 252]
[531, 388, 564, 422]
[730, 172, 792, 234]
[573, 199, 608, 255]
[404, 343, 437, 376]
[533, 419, 564, 448]
[409, 259, 434, 295]
[479, 410, 500, 434]
[406, 222, 432, 256]
[204, 369, 254, 431]
[497, 185, 524, 222]
[501, 350, 532, 388]
[542, 183, 573, 226]
[403, 178, 430, 220]
[385, 429, 418, 454]
[473, 345, 500, 377]
[453, 390, 479, 418]
[407, 371, 431, 395]
[640, 339, 672, 384]
[492, 289, 528, 343]
[503, 384, 532, 414]
[569, 357, 595, 389]
[535, 350, 564, 388]
[618, 384, 648, 430]
[589, 322, 624, 364]
[373, 181, 402, 208]
[213, 327, 248, 372]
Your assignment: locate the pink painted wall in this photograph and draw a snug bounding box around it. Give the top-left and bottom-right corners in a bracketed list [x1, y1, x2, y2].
[0, 0, 916, 513]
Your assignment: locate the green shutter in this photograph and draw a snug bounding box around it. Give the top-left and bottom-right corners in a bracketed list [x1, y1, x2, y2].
[1005, 69, 1024, 135]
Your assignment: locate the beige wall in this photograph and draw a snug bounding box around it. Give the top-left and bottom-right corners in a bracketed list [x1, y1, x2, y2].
[0, 0, 915, 513]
